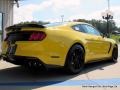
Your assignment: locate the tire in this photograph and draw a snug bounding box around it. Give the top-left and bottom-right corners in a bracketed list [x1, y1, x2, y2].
[111, 46, 118, 63]
[65, 44, 85, 74]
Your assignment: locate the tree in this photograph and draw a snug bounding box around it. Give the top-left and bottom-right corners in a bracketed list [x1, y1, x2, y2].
[17, 21, 49, 25]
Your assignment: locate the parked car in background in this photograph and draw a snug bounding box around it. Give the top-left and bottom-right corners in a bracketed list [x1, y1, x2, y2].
[112, 31, 120, 35]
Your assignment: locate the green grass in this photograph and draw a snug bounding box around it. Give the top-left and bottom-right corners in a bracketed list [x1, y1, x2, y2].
[111, 34, 120, 43]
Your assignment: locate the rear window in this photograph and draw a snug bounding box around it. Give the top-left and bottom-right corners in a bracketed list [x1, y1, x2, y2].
[45, 22, 66, 27]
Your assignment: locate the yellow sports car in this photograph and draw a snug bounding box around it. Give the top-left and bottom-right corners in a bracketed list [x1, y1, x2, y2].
[1, 22, 118, 74]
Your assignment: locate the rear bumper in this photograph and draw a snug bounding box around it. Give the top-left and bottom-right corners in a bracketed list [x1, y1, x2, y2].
[2, 41, 68, 66]
[2, 54, 63, 68]
[2, 54, 60, 69]
[2, 54, 44, 66]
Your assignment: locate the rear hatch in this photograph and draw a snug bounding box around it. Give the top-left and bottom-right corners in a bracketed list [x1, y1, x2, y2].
[3, 24, 46, 55]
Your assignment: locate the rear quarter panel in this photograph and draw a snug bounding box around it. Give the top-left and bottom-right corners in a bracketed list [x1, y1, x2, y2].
[45, 26, 87, 65]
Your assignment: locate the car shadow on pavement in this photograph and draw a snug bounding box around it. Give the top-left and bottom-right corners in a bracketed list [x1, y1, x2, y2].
[0, 60, 115, 90]
[83, 60, 115, 73]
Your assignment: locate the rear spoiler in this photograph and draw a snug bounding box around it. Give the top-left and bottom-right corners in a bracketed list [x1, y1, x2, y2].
[6, 24, 45, 32]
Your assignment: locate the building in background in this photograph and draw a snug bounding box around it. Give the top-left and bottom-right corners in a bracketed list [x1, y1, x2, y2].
[0, 0, 19, 40]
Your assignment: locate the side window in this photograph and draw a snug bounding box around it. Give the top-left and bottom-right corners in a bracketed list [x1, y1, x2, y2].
[72, 24, 85, 33]
[83, 25, 101, 36]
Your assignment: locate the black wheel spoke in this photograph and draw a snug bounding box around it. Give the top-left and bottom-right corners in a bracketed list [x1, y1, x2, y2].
[71, 49, 83, 70]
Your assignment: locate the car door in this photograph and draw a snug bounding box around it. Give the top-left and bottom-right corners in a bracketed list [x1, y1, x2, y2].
[72, 24, 101, 61]
[81, 24, 111, 61]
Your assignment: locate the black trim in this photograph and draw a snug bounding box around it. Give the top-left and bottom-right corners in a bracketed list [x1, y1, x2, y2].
[108, 43, 112, 53]
[2, 55, 44, 66]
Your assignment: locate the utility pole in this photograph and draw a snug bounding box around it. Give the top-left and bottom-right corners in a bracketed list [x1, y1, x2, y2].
[61, 15, 64, 22]
[108, 0, 110, 10]
[106, 0, 110, 38]
[102, 0, 113, 38]
[107, 0, 110, 38]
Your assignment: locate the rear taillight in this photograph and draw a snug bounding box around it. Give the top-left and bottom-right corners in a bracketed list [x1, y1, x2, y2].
[29, 32, 46, 41]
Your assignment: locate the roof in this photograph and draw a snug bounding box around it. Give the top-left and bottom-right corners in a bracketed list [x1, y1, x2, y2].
[65, 22, 90, 26]
[44, 22, 92, 28]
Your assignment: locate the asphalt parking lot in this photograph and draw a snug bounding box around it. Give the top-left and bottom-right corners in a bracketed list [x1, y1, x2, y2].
[0, 45, 120, 90]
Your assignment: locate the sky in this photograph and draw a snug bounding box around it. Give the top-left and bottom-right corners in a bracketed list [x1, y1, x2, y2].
[14, 0, 120, 27]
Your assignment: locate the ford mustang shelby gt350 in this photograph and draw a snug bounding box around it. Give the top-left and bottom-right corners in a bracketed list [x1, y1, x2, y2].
[1, 22, 118, 74]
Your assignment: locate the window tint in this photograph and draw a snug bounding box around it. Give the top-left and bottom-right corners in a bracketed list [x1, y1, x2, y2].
[72, 24, 85, 33]
[83, 25, 100, 36]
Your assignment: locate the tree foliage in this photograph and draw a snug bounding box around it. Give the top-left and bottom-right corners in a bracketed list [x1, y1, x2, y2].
[17, 21, 50, 25]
